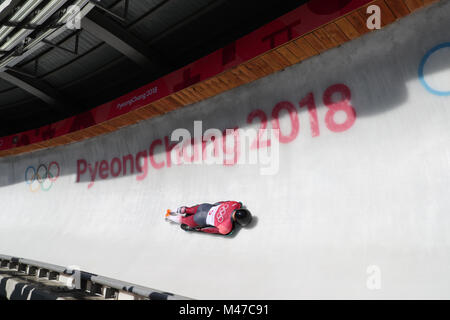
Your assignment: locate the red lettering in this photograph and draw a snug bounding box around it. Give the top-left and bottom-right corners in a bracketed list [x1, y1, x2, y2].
[164, 136, 178, 168]
[223, 128, 240, 166]
[87, 162, 99, 189]
[202, 134, 220, 161]
[136, 150, 148, 181]
[99, 160, 109, 179]
[122, 154, 134, 175]
[247, 109, 271, 149]
[150, 139, 164, 169]
[299, 92, 320, 137]
[183, 138, 200, 163]
[76, 159, 87, 183]
[271, 101, 299, 143]
[111, 157, 122, 177]
[323, 84, 356, 132]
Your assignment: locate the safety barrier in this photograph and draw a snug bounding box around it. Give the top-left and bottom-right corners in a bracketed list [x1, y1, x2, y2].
[0, 254, 191, 300]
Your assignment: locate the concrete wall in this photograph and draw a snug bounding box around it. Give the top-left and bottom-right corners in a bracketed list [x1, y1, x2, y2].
[0, 1, 449, 299]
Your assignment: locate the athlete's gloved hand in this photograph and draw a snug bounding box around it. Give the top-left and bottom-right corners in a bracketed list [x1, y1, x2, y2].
[177, 206, 186, 214]
[181, 224, 195, 232]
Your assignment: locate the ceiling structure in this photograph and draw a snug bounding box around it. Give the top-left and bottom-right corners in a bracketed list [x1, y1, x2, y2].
[0, 0, 310, 136]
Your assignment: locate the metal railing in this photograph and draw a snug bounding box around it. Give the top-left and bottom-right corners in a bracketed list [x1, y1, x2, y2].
[0, 254, 192, 300]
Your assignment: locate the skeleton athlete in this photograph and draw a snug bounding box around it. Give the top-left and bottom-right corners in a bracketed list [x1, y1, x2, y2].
[165, 201, 252, 235]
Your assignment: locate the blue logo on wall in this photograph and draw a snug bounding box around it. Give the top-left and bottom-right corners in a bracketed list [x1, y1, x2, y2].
[418, 42, 450, 96]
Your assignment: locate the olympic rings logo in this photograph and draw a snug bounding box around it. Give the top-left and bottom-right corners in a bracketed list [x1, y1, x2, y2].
[25, 162, 60, 192]
[419, 42, 450, 96]
[217, 204, 229, 223]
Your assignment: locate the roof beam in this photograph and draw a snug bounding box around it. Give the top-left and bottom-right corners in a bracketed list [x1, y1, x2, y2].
[83, 10, 160, 69]
[0, 71, 72, 115]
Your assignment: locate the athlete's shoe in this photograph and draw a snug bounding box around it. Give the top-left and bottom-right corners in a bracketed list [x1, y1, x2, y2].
[165, 209, 174, 220]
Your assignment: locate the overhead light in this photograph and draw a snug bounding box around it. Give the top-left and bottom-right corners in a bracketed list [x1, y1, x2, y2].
[0, 0, 68, 51]
[29, 0, 66, 24]
[0, 0, 44, 43]
[11, 0, 43, 22]
[17, 0, 89, 51]
[0, 0, 93, 70]
[0, 0, 12, 14]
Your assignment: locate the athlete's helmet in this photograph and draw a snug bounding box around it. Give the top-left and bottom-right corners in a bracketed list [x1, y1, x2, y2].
[233, 208, 252, 227]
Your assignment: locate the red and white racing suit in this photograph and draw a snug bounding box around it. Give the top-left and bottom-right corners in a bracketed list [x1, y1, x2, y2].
[180, 201, 242, 235]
